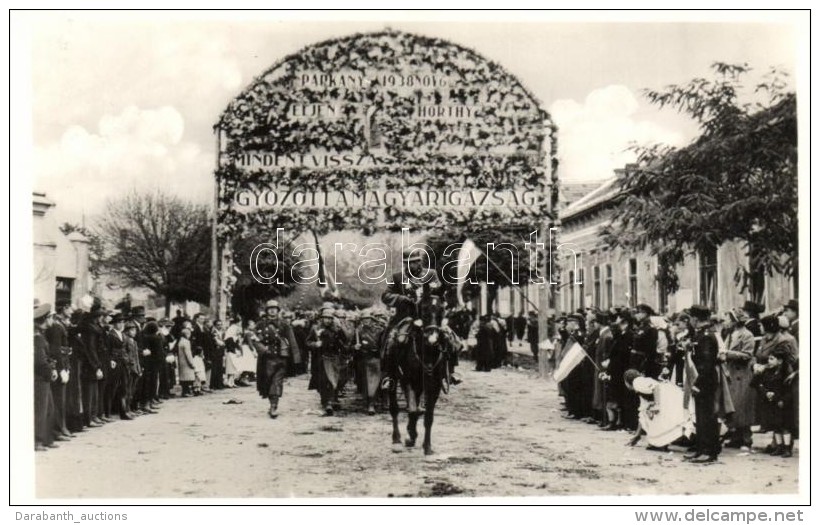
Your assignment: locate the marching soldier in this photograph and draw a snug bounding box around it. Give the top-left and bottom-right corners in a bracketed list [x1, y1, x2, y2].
[307, 307, 349, 415]
[256, 300, 300, 419]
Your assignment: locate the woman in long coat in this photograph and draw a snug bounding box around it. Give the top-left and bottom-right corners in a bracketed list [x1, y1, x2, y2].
[176, 325, 196, 396]
[722, 311, 756, 448]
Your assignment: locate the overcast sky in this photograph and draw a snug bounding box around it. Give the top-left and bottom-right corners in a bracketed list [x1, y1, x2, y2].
[25, 14, 798, 224]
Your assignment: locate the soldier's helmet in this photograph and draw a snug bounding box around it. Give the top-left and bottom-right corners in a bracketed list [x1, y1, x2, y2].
[403, 248, 426, 263]
[265, 299, 280, 310]
[320, 307, 336, 319]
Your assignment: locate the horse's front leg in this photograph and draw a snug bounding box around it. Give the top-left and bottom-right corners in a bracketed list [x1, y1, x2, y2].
[404, 384, 419, 447]
[423, 381, 441, 455]
[389, 385, 401, 444]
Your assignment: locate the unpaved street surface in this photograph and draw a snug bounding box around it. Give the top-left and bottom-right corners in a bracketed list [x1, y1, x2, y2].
[36, 361, 799, 498]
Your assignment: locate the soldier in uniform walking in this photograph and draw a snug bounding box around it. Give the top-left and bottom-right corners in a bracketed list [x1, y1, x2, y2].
[306, 307, 350, 415]
[684, 304, 721, 464]
[256, 300, 300, 419]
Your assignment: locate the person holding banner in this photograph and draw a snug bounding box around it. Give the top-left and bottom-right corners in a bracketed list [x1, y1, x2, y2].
[554, 313, 589, 420]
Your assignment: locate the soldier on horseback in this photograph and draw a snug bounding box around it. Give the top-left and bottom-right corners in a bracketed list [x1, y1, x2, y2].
[380, 248, 462, 455]
[379, 248, 447, 391]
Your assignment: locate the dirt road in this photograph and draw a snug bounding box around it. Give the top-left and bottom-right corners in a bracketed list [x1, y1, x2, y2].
[36, 360, 799, 498]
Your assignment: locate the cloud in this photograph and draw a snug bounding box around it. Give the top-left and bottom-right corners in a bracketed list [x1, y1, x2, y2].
[32, 22, 244, 145]
[549, 85, 687, 181]
[34, 105, 214, 224]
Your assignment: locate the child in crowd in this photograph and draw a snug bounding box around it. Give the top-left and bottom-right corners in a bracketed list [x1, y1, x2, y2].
[752, 345, 795, 457]
[177, 324, 196, 397]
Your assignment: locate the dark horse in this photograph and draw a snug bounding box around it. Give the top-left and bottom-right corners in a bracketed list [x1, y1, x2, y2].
[385, 295, 452, 455]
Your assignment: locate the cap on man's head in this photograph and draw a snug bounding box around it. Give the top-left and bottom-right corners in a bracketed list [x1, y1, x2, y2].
[319, 307, 335, 319]
[402, 249, 426, 263]
[265, 299, 280, 310]
[688, 304, 711, 321]
[111, 313, 126, 324]
[636, 303, 656, 316]
[760, 314, 780, 333]
[616, 310, 634, 324]
[55, 298, 71, 310]
[33, 300, 52, 321]
[595, 311, 611, 325]
[742, 301, 765, 315]
[131, 305, 146, 316]
[124, 321, 138, 331]
[567, 313, 585, 324]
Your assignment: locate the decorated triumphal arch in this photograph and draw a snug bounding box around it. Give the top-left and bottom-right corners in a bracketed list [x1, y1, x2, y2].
[211, 30, 559, 318]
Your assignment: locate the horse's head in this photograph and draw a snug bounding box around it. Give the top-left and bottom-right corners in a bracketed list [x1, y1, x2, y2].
[417, 322, 453, 371]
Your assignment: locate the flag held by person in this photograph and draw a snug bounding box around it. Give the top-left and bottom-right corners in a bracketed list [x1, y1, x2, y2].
[454, 239, 481, 306]
[552, 340, 586, 382]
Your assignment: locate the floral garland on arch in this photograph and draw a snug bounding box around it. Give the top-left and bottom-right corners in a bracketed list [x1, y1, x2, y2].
[215, 30, 557, 241]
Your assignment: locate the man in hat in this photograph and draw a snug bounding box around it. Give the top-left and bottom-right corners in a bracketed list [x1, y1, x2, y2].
[602, 310, 634, 430]
[122, 321, 142, 420]
[78, 305, 107, 427]
[631, 304, 659, 377]
[379, 248, 443, 389]
[526, 310, 540, 361]
[105, 313, 131, 419]
[684, 304, 721, 464]
[669, 311, 692, 386]
[34, 301, 57, 451]
[45, 299, 73, 440]
[128, 306, 152, 412]
[307, 307, 349, 415]
[782, 299, 798, 343]
[591, 310, 614, 426]
[741, 301, 764, 337]
[256, 299, 301, 418]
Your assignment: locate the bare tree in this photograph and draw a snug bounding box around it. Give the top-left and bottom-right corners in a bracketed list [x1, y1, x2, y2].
[95, 190, 211, 316]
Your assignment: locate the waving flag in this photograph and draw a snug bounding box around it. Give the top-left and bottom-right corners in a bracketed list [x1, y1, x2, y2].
[454, 239, 481, 306]
[552, 340, 586, 382]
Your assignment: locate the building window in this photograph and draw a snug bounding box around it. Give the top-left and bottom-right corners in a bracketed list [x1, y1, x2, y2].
[578, 268, 585, 309]
[568, 270, 575, 312]
[699, 246, 718, 310]
[605, 264, 613, 309]
[56, 277, 73, 306]
[593, 266, 601, 309]
[628, 258, 638, 308]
